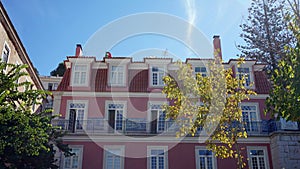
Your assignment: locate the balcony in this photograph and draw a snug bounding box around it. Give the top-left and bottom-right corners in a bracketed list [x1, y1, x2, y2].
[51, 119, 299, 136]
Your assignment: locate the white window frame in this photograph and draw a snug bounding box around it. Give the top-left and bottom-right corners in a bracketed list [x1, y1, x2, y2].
[2, 42, 10, 64]
[48, 82, 59, 90]
[71, 64, 89, 86]
[236, 66, 254, 88]
[147, 146, 168, 169]
[195, 146, 217, 169]
[62, 145, 84, 169]
[194, 66, 207, 77]
[66, 100, 88, 130]
[147, 101, 168, 133]
[150, 66, 166, 87]
[103, 145, 125, 169]
[247, 146, 269, 169]
[241, 102, 260, 132]
[105, 101, 127, 132]
[109, 65, 126, 86]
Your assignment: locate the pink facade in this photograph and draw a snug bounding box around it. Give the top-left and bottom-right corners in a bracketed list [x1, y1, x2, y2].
[62, 141, 273, 169]
[53, 38, 279, 169]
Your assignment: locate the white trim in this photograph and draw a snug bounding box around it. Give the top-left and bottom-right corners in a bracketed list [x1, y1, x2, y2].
[65, 100, 89, 122]
[195, 146, 217, 169]
[62, 145, 84, 169]
[236, 64, 255, 89]
[108, 65, 126, 86]
[57, 91, 269, 99]
[68, 57, 94, 63]
[103, 145, 125, 169]
[105, 101, 127, 132]
[147, 101, 168, 132]
[61, 135, 271, 143]
[150, 65, 167, 87]
[145, 58, 172, 65]
[56, 91, 269, 99]
[92, 62, 108, 69]
[1, 41, 10, 64]
[147, 146, 168, 169]
[247, 146, 270, 169]
[241, 102, 261, 121]
[105, 58, 131, 64]
[128, 62, 148, 70]
[105, 101, 127, 120]
[70, 63, 90, 87]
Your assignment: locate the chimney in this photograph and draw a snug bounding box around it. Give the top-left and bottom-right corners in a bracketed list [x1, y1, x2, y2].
[75, 44, 82, 57]
[213, 35, 222, 61]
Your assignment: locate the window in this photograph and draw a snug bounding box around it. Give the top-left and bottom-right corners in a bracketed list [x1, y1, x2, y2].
[110, 66, 125, 86]
[237, 67, 251, 87]
[48, 82, 59, 91]
[72, 64, 88, 86]
[107, 103, 125, 132]
[149, 104, 166, 133]
[63, 146, 83, 169]
[148, 146, 168, 169]
[241, 104, 258, 132]
[247, 147, 269, 169]
[67, 102, 87, 132]
[195, 67, 207, 77]
[103, 146, 125, 169]
[2, 43, 10, 64]
[151, 67, 165, 86]
[195, 147, 216, 169]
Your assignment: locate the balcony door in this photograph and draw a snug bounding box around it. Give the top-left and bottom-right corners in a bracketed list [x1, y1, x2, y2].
[242, 104, 259, 132]
[150, 104, 166, 134]
[108, 103, 124, 133]
[68, 102, 86, 133]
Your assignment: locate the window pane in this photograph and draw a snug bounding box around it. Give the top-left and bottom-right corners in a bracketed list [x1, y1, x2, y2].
[251, 157, 258, 169]
[158, 156, 164, 169]
[151, 157, 157, 169]
[152, 67, 158, 72]
[64, 157, 71, 168]
[199, 157, 206, 169]
[80, 72, 86, 84]
[74, 72, 80, 84]
[259, 157, 266, 169]
[153, 73, 158, 85]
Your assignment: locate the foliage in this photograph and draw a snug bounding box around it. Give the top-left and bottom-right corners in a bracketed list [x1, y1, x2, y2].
[0, 62, 72, 169]
[266, 4, 300, 122]
[162, 58, 256, 169]
[50, 62, 66, 77]
[239, 0, 294, 71]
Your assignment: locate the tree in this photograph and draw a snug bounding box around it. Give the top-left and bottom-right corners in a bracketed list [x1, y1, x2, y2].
[162, 58, 256, 169]
[266, 2, 300, 122]
[0, 62, 72, 168]
[50, 62, 66, 77]
[239, 0, 294, 72]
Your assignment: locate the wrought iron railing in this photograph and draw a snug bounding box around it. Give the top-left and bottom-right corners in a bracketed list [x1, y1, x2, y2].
[51, 119, 299, 136]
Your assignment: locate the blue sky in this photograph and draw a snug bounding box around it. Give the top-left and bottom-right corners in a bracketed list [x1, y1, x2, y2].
[2, 0, 250, 75]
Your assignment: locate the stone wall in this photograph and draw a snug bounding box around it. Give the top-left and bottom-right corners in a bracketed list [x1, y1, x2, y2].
[270, 132, 300, 169]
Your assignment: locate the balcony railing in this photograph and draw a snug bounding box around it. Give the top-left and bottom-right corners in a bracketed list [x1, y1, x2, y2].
[51, 119, 299, 136]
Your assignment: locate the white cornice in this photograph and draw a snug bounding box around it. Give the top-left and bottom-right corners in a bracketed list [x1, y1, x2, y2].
[92, 62, 107, 69]
[57, 91, 166, 98]
[54, 91, 268, 99]
[61, 135, 270, 143]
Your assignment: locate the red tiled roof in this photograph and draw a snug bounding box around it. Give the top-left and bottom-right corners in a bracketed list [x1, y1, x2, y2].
[129, 70, 148, 92]
[94, 69, 108, 92]
[57, 68, 71, 91]
[254, 71, 271, 94]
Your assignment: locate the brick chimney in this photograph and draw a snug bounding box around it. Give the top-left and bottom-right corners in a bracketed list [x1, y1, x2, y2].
[213, 35, 222, 61]
[75, 44, 82, 57]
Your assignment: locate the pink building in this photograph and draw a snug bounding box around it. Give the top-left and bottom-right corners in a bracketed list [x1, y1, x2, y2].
[52, 36, 299, 169]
